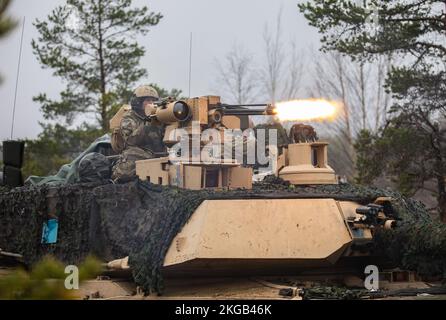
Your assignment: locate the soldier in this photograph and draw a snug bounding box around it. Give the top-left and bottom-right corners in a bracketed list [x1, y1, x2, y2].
[111, 85, 167, 181]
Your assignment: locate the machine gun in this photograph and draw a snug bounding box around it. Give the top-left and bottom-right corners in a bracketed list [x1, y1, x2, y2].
[144, 95, 276, 146]
[150, 96, 276, 119]
[130, 95, 280, 189]
[354, 202, 398, 230]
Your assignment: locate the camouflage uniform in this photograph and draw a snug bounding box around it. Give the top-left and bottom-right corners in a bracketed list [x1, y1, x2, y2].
[112, 110, 166, 180]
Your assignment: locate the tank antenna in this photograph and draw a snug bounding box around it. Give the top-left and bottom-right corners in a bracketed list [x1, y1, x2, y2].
[188, 32, 192, 98]
[11, 16, 26, 140]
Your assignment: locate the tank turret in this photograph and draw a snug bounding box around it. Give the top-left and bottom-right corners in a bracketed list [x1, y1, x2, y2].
[127, 96, 396, 277]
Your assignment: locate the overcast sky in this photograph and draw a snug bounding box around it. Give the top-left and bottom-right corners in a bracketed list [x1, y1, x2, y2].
[0, 0, 320, 140]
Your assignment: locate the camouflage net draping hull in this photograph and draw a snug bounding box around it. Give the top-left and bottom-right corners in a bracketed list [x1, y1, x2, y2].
[1, 178, 446, 294]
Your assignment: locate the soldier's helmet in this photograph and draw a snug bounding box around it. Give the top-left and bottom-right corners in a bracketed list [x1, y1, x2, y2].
[133, 85, 159, 100]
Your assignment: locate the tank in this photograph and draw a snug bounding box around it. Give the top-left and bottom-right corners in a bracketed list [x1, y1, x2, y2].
[3, 95, 439, 299]
[125, 96, 397, 278]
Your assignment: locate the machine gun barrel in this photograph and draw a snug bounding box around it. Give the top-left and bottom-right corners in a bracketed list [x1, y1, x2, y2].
[146, 99, 277, 125]
[219, 103, 277, 116]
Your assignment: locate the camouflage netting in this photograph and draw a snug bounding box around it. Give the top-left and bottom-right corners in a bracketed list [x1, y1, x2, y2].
[0, 182, 101, 265]
[300, 285, 446, 300]
[1, 177, 446, 294]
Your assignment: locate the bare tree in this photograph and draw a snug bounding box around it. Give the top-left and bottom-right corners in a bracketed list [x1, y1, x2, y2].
[308, 51, 392, 179]
[375, 54, 392, 130]
[214, 9, 305, 108]
[261, 10, 284, 104]
[261, 9, 305, 103]
[282, 41, 304, 100]
[214, 44, 257, 104]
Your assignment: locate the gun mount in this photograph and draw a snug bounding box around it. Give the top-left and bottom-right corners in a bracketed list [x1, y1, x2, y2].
[276, 123, 337, 185]
[104, 95, 344, 189]
[129, 96, 275, 190]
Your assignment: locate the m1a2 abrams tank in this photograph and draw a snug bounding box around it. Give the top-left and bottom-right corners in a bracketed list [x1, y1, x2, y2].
[1, 95, 444, 299]
[0, 95, 404, 300]
[108, 95, 397, 281]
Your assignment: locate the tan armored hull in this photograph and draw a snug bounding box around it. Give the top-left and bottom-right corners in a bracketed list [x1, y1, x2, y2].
[162, 198, 371, 276]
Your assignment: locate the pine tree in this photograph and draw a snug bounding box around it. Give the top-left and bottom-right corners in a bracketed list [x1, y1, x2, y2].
[148, 83, 185, 100]
[299, 0, 446, 220]
[0, 0, 16, 83]
[0, 0, 15, 41]
[32, 0, 162, 132]
[24, 0, 171, 178]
